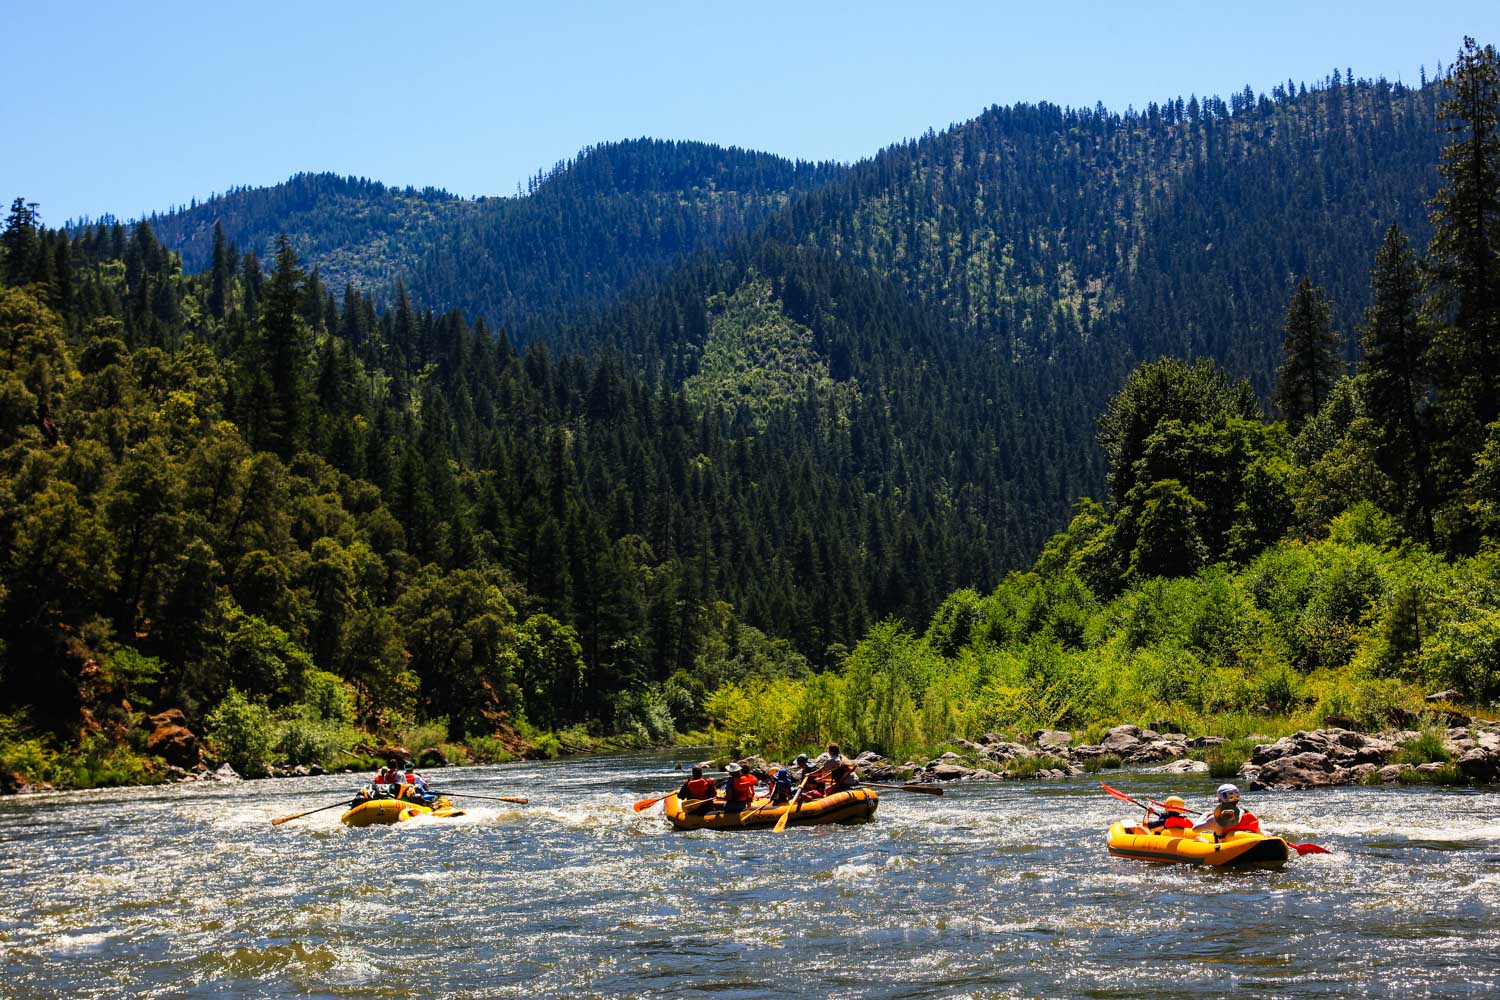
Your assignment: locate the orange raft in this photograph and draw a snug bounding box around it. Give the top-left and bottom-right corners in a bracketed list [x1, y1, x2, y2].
[1106, 821, 1290, 865]
[663, 788, 879, 831]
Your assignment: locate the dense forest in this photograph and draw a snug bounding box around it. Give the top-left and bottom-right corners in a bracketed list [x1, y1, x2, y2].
[4, 42, 1498, 788]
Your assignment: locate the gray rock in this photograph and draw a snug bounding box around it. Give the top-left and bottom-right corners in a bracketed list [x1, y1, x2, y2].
[1099, 725, 1142, 752]
[1426, 689, 1463, 703]
[985, 742, 1035, 762]
[936, 751, 963, 763]
[1187, 736, 1226, 749]
[928, 763, 978, 781]
[208, 762, 241, 782]
[1148, 758, 1210, 775]
[1457, 746, 1500, 783]
[1034, 729, 1073, 751]
[1378, 764, 1412, 782]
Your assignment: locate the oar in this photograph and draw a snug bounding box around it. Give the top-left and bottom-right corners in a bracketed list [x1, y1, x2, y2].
[271, 799, 352, 826]
[859, 781, 944, 796]
[633, 790, 677, 812]
[435, 792, 529, 804]
[773, 777, 811, 833]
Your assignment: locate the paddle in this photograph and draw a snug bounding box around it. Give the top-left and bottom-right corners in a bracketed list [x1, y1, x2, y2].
[632, 790, 677, 812]
[1100, 781, 1158, 822]
[858, 781, 945, 796]
[773, 777, 812, 833]
[434, 792, 529, 804]
[270, 799, 351, 826]
[1288, 841, 1333, 855]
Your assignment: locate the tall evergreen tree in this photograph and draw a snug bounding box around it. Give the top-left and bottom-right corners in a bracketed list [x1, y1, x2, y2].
[1359, 225, 1434, 541]
[1427, 38, 1500, 455]
[258, 234, 310, 457]
[209, 222, 230, 320]
[1274, 277, 1342, 431]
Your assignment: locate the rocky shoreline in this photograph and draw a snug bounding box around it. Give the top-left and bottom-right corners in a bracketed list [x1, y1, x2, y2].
[832, 719, 1500, 790]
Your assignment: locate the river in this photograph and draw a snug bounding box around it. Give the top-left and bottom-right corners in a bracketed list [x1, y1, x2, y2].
[2, 751, 1497, 998]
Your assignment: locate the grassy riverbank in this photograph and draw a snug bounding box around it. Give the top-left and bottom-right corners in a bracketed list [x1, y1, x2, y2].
[702, 511, 1493, 764]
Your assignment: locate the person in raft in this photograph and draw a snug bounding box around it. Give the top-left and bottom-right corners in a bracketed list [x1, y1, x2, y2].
[719, 761, 760, 812]
[1194, 784, 1258, 837]
[399, 761, 437, 804]
[792, 753, 825, 800]
[768, 767, 796, 804]
[807, 743, 861, 792]
[677, 766, 716, 807]
[1145, 795, 1193, 832]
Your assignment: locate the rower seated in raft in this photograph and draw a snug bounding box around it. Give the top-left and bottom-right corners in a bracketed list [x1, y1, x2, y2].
[1144, 795, 1193, 832]
[1194, 784, 1261, 837]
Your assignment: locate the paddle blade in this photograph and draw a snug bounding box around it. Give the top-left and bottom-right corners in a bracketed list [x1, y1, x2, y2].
[270, 812, 305, 826]
[1099, 782, 1135, 804]
[1290, 842, 1332, 855]
[496, 796, 529, 805]
[773, 806, 794, 833]
[633, 794, 666, 812]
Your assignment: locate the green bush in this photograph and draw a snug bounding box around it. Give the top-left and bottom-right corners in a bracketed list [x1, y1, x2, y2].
[465, 736, 516, 763]
[206, 689, 274, 776]
[1393, 763, 1465, 785]
[273, 703, 360, 768]
[400, 719, 449, 758]
[1395, 729, 1454, 766]
[1207, 738, 1256, 779]
[1081, 754, 1122, 773]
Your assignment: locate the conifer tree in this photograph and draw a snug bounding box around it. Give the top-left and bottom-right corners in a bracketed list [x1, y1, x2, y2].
[1274, 277, 1342, 432]
[1427, 37, 1500, 456]
[1359, 225, 1433, 541]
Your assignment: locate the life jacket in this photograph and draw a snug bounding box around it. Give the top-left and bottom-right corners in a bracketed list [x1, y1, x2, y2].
[684, 777, 715, 799]
[1162, 815, 1192, 829]
[725, 773, 757, 804]
[828, 755, 855, 782]
[1226, 810, 1260, 833]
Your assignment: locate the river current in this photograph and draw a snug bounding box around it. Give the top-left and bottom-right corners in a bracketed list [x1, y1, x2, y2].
[2, 751, 1497, 998]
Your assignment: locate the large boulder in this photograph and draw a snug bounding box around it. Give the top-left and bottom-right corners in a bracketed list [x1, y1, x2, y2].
[146, 709, 201, 769]
[1099, 725, 1143, 754]
[1251, 729, 1397, 768]
[1456, 744, 1500, 784]
[1250, 752, 1347, 790]
[1034, 730, 1073, 752]
[928, 762, 979, 781]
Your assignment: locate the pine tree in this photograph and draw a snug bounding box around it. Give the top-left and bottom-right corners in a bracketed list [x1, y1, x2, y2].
[209, 222, 230, 320]
[2, 197, 39, 288]
[258, 234, 309, 457]
[1359, 225, 1434, 541]
[1427, 37, 1500, 456]
[1274, 277, 1343, 431]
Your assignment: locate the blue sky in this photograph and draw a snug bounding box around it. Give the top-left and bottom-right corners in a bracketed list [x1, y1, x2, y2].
[5, 1, 1498, 225]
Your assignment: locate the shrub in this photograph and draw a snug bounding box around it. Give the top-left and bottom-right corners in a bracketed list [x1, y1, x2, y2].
[206, 689, 274, 776]
[1081, 754, 1121, 773]
[401, 719, 449, 758]
[273, 704, 360, 768]
[1393, 763, 1465, 785]
[1206, 738, 1255, 779]
[1005, 754, 1071, 778]
[465, 736, 517, 764]
[1394, 729, 1454, 766]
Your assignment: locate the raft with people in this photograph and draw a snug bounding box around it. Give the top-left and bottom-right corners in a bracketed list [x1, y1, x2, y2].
[1100, 781, 1327, 866]
[663, 786, 879, 830]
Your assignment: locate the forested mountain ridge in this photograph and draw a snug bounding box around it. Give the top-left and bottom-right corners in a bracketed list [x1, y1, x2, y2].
[7, 49, 1496, 790]
[137, 141, 844, 334]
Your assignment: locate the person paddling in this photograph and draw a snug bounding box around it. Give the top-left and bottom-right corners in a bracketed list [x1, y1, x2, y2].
[1194, 783, 1259, 837]
[768, 767, 796, 804]
[720, 762, 759, 813]
[677, 766, 716, 811]
[809, 743, 860, 791]
[792, 753, 825, 800]
[1145, 795, 1192, 831]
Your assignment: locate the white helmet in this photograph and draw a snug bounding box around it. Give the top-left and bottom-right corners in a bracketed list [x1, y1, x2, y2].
[1216, 783, 1241, 803]
[725, 762, 742, 775]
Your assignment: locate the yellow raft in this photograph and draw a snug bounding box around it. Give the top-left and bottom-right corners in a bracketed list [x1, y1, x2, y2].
[663, 788, 878, 831]
[1107, 821, 1289, 865]
[340, 795, 464, 827]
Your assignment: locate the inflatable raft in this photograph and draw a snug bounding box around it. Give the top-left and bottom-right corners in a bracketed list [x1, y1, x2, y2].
[1106, 821, 1289, 865]
[663, 788, 878, 831]
[341, 795, 464, 827]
